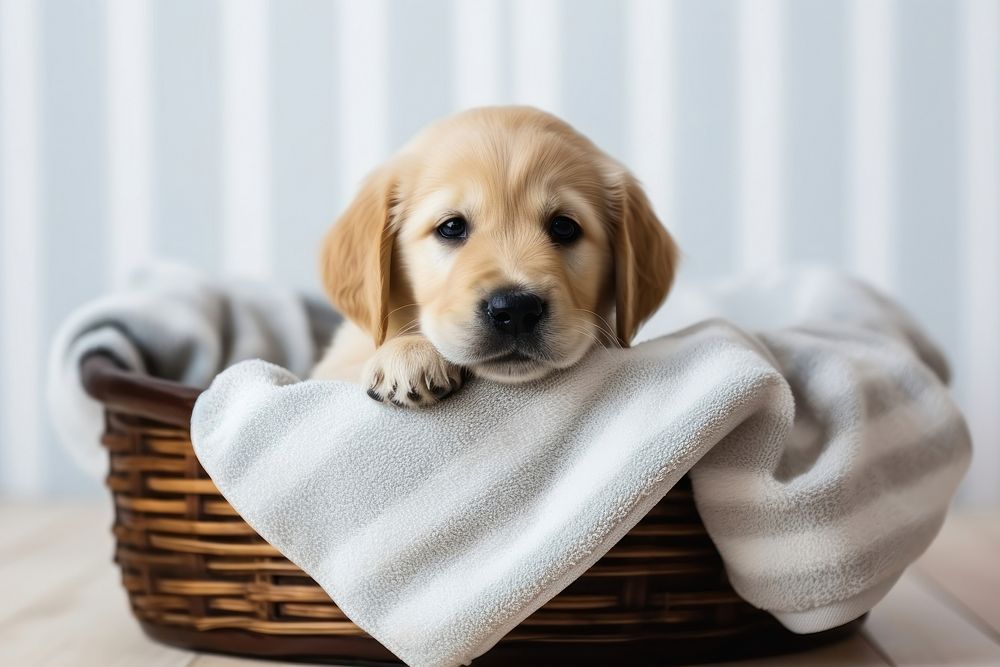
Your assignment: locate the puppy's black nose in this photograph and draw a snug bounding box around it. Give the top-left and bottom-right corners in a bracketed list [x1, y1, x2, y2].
[486, 291, 545, 336]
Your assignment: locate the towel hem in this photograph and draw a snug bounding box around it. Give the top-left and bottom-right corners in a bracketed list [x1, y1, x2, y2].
[771, 573, 900, 634]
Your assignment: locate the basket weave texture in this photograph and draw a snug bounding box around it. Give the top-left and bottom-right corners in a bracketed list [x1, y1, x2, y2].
[83, 353, 860, 665]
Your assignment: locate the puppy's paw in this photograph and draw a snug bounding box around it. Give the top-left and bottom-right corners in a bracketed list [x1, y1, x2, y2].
[362, 335, 464, 407]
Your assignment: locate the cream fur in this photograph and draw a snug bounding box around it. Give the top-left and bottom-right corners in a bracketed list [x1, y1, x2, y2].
[313, 107, 678, 408]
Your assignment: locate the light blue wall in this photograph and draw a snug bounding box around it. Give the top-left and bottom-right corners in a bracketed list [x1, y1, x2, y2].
[40, 0, 108, 496]
[673, 0, 739, 279]
[270, 0, 339, 289]
[785, 0, 848, 265]
[895, 0, 961, 374]
[152, 0, 223, 269]
[0, 0, 997, 500]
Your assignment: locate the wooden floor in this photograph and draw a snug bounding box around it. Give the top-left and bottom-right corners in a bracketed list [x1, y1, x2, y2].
[2, 505, 999, 666]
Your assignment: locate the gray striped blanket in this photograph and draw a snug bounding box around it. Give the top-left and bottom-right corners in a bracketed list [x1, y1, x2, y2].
[639, 269, 971, 633]
[50, 265, 971, 667]
[189, 268, 970, 667]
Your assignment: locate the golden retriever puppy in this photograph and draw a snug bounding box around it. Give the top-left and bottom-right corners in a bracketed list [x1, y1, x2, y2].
[312, 106, 678, 407]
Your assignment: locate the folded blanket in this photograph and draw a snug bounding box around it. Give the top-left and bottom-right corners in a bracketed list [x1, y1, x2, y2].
[46, 263, 340, 477]
[186, 268, 969, 667]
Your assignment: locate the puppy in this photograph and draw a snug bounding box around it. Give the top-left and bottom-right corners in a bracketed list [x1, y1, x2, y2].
[312, 106, 678, 407]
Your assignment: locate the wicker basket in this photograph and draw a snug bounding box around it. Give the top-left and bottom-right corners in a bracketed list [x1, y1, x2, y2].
[81, 352, 862, 665]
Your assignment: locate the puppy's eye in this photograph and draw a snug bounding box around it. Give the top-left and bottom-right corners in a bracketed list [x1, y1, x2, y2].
[548, 215, 581, 244]
[436, 217, 468, 241]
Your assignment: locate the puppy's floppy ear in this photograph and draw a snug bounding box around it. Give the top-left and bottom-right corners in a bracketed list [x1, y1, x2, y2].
[613, 172, 679, 347]
[320, 168, 396, 346]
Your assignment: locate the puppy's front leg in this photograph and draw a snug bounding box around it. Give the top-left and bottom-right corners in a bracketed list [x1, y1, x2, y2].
[363, 334, 464, 407]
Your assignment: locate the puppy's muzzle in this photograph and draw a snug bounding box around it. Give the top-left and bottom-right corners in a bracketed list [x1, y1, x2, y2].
[484, 290, 546, 337]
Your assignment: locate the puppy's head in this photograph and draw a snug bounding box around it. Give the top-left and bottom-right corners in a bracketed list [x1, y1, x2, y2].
[321, 107, 678, 383]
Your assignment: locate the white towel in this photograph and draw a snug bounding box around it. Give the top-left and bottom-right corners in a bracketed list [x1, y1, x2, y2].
[46, 262, 339, 477]
[185, 267, 970, 667]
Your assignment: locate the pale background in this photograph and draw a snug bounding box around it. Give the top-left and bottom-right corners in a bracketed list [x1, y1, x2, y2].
[0, 0, 997, 504]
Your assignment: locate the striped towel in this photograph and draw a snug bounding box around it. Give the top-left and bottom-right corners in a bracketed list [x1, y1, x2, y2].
[639, 268, 971, 632]
[188, 267, 971, 667]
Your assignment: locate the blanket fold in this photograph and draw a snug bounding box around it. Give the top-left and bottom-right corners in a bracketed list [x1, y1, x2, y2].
[46, 263, 340, 477]
[49, 265, 971, 667]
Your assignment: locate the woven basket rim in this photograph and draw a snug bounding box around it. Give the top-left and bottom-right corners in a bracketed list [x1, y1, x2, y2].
[82, 352, 200, 427]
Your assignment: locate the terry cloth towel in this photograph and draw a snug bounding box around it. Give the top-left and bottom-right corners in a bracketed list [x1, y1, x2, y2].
[46, 263, 340, 477]
[187, 268, 970, 667]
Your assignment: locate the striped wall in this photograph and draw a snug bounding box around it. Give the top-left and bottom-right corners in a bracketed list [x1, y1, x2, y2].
[0, 0, 997, 503]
